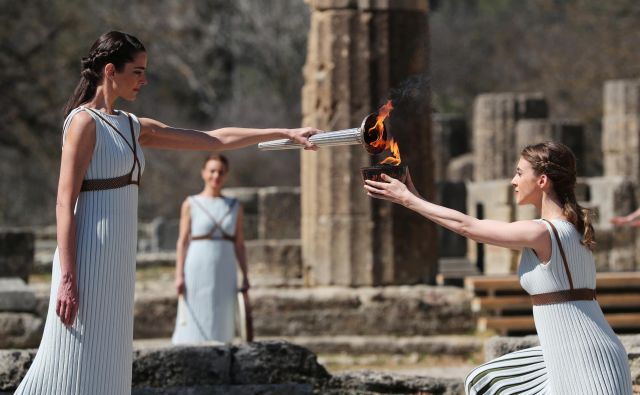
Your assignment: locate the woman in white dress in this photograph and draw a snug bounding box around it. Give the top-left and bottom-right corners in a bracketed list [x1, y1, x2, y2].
[15, 31, 318, 395]
[363, 141, 632, 394]
[172, 154, 248, 343]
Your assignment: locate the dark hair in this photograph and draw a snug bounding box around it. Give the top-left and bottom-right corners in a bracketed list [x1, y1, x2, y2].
[202, 153, 229, 172]
[521, 141, 595, 250]
[63, 31, 146, 117]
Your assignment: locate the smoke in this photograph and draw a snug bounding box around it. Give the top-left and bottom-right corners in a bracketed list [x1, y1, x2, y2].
[388, 73, 431, 116]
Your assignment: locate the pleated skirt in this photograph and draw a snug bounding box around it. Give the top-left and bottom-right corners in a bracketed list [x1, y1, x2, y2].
[465, 346, 550, 395]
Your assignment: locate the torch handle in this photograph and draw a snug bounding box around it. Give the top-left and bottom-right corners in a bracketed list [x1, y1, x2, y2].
[258, 128, 362, 151]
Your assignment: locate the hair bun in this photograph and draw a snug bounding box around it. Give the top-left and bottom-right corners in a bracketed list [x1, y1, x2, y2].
[81, 68, 100, 84]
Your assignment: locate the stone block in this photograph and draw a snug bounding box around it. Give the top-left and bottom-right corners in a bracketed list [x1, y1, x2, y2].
[133, 345, 232, 387]
[515, 205, 538, 221]
[131, 285, 474, 339]
[585, 176, 636, 227]
[0, 349, 36, 392]
[608, 248, 637, 272]
[466, 180, 514, 207]
[325, 371, 463, 394]
[515, 119, 586, 175]
[603, 80, 640, 181]
[230, 341, 330, 385]
[484, 335, 540, 360]
[593, 227, 614, 271]
[250, 286, 473, 336]
[148, 217, 180, 252]
[0, 278, 36, 312]
[257, 187, 301, 240]
[432, 114, 469, 181]
[134, 293, 176, 339]
[472, 93, 548, 181]
[446, 153, 474, 182]
[0, 313, 43, 348]
[246, 240, 303, 287]
[132, 384, 313, 395]
[0, 230, 34, 282]
[483, 247, 518, 275]
[436, 182, 467, 257]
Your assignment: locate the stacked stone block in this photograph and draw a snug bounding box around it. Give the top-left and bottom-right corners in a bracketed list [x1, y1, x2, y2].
[472, 93, 548, 182]
[432, 114, 469, 182]
[603, 80, 640, 181]
[516, 119, 586, 175]
[466, 180, 519, 274]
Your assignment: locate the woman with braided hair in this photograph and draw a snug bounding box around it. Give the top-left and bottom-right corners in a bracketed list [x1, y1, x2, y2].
[15, 31, 319, 394]
[363, 141, 632, 394]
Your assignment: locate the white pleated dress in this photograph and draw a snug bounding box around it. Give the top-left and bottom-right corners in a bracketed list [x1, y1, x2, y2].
[15, 107, 144, 395]
[171, 195, 239, 344]
[465, 219, 632, 394]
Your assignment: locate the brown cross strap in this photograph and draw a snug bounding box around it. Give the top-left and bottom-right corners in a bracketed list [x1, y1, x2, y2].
[189, 197, 237, 242]
[530, 219, 596, 306]
[80, 109, 142, 192]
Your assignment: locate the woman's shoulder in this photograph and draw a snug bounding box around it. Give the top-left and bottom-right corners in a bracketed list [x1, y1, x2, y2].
[223, 196, 239, 206]
[65, 107, 96, 127]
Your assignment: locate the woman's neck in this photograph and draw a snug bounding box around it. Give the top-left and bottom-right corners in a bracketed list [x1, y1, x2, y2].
[539, 192, 565, 220]
[201, 187, 222, 197]
[85, 87, 117, 114]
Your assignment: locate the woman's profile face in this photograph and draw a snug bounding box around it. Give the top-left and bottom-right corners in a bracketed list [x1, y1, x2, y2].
[201, 159, 228, 190]
[112, 52, 148, 101]
[511, 157, 542, 206]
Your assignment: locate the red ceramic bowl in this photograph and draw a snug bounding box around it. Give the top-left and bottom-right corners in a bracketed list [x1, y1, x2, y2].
[361, 164, 408, 183]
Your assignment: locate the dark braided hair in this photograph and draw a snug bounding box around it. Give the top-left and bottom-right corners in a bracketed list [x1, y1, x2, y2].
[63, 31, 146, 117]
[521, 141, 595, 250]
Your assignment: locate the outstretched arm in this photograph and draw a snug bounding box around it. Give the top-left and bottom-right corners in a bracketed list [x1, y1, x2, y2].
[364, 173, 550, 255]
[611, 207, 640, 227]
[138, 118, 320, 151]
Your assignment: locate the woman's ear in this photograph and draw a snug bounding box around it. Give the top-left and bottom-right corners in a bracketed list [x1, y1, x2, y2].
[538, 174, 550, 190]
[104, 63, 115, 79]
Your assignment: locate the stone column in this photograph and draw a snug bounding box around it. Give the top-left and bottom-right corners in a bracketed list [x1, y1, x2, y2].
[301, 0, 435, 285]
[603, 80, 640, 180]
[602, 80, 640, 271]
[472, 93, 548, 181]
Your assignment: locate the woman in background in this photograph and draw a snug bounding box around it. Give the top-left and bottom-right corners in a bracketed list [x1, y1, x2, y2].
[172, 154, 248, 343]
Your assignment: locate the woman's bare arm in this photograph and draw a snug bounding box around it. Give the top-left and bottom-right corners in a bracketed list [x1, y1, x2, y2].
[175, 199, 191, 295]
[364, 174, 551, 257]
[138, 118, 319, 151]
[56, 111, 96, 326]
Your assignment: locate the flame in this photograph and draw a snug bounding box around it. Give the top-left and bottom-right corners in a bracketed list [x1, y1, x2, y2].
[366, 100, 402, 165]
[367, 100, 394, 151]
[380, 137, 401, 165]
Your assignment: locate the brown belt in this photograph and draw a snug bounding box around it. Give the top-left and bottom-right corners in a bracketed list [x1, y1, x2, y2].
[191, 235, 236, 242]
[81, 173, 139, 191]
[531, 288, 596, 306]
